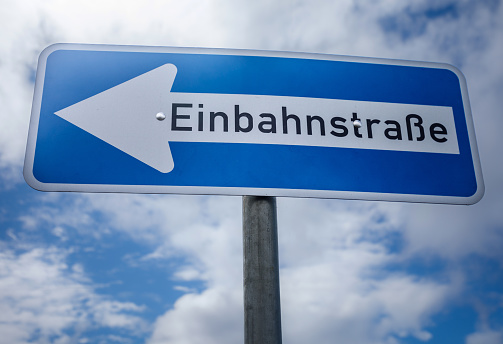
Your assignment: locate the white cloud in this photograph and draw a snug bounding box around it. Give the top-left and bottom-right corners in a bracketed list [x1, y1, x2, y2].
[281, 270, 450, 343]
[0, 245, 147, 344]
[173, 285, 198, 294]
[276, 198, 458, 344]
[466, 330, 503, 344]
[147, 287, 243, 344]
[0, 1, 49, 181]
[78, 194, 244, 288]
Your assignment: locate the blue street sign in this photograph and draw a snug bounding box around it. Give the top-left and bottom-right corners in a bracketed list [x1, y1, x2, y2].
[24, 43, 484, 204]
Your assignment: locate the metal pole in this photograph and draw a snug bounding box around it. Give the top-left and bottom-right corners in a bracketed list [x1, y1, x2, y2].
[242, 196, 282, 344]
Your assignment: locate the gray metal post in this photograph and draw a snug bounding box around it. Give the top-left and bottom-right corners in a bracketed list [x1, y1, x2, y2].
[242, 196, 282, 344]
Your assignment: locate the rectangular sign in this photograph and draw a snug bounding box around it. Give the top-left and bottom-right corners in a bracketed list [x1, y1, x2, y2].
[24, 43, 484, 204]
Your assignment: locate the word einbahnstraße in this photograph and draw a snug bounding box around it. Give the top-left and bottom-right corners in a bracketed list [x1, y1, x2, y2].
[167, 98, 459, 155]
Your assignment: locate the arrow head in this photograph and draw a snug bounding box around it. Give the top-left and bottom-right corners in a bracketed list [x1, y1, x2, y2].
[55, 64, 177, 173]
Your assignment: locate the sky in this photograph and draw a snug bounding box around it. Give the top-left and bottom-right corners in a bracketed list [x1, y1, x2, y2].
[1, 0, 503, 343]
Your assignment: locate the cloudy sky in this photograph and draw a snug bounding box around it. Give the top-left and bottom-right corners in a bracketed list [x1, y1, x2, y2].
[1, 0, 503, 343]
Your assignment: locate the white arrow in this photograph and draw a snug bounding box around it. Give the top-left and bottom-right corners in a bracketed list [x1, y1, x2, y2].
[55, 64, 177, 173]
[55, 64, 459, 173]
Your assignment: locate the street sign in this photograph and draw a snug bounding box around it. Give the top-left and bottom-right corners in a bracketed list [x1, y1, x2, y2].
[24, 43, 484, 204]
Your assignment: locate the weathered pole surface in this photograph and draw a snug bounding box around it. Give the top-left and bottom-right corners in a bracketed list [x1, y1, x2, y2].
[242, 196, 282, 344]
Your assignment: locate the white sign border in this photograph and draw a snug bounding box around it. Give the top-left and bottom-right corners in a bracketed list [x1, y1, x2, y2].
[24, 43, 485, 205]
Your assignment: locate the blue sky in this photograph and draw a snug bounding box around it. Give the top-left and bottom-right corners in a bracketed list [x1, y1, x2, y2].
[1, 0, 503, 343]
